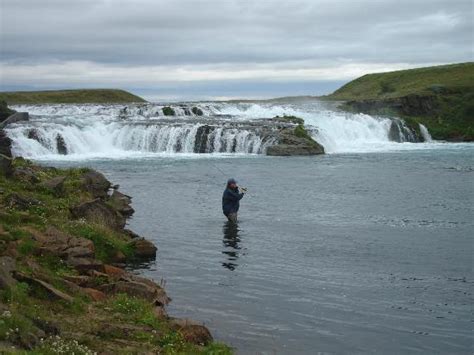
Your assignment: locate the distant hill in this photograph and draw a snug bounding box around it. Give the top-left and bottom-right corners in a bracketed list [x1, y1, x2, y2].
[0, 89, 146, 104]
[327, 63, 474, 141]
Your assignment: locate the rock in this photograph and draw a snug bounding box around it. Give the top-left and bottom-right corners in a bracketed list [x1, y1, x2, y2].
[110, 250, 127, 263]
[0, 130, 12, 177]
[98, 280, 169, 305]
[5, 193, 41, 210]
[129, 238, 157, 259]
[124, 228, 141, 239]
[266, 127, 325, 156]
[12, 167, 40, 184]
[63, 275, 91, 287]
[26, 227, 95, 260]
[13, 272, 74, 303]
[0, 256, 17, 289]
[192, 107, 204, 116]
[67, 257, 104, 273]
[108, 190, 134, 217]
[83, 287, 107, 302]
[80, 170, 111, 198]
[70, 199, 125, 230]
[194, 125, 214, 153]
[55, 134, 67, 155]
[0, 112, 29, 128]
[103, 264, 126, 278]
[31, 318, 60, 336]
[40, 176, 66, 196]
[170, 319, 213, 346]
[153, 306, 168, 319]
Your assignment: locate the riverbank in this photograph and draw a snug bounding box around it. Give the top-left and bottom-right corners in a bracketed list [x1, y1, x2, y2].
[0, 133, 231, 353]
[325, 62, 474, 141]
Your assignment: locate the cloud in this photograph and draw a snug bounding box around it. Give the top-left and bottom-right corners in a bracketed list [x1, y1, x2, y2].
[0, 0, 472, 99]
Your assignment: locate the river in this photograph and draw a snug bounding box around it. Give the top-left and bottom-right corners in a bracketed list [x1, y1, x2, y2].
[5, 102, 473, 354]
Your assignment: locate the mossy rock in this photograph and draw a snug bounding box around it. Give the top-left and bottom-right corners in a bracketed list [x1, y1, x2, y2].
[162, 107, 175, 116]
[191, 107, 203, 116]
[273, 115, 305, 125]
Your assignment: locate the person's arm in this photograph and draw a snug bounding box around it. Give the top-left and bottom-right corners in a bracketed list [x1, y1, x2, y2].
[225, 189, 244, 201]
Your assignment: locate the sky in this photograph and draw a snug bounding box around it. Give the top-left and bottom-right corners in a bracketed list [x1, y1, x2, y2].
[0, 0, 472, 101]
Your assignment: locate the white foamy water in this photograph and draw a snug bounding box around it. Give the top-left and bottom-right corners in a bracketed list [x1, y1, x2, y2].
[5, 101, 465, 160]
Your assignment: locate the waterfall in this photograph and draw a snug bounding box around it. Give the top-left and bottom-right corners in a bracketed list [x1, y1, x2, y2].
[6, 101, 434, 160]
[419, 124, 433, 142]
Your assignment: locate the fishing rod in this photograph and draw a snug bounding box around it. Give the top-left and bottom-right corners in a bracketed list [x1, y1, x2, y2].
[211, 162, 248, 193]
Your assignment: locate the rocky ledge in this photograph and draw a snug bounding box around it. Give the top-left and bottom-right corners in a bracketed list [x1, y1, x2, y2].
[265, 116, 325, 156]
[0, 129, 231, 353]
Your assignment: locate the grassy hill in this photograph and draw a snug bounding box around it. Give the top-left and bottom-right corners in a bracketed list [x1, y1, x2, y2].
[0, 89, 146, 104]
[327, 63, 474, 141]
[329, 62, 474, 100]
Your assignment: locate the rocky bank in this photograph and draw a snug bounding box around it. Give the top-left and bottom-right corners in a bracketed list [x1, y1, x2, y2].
[0, 126, 231, 353]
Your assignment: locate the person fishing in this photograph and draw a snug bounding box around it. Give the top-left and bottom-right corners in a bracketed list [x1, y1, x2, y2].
[222, 178, 247, 223]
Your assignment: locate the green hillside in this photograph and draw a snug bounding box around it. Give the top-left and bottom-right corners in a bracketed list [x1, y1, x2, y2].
[329, 62, 474, 100]
[327, 63, 474, 141]
[0, 89, 146, 104]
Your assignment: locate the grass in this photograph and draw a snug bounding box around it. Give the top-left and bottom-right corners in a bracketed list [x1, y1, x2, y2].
[326, 62, 474, 141]
[0, 89, 146, 104]
[0, 158, 233, 354]
[162, 106, 176, 116]
[328, 62, 474, 100]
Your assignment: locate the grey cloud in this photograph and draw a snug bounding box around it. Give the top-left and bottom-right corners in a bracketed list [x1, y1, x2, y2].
[0, 0, 472, 99]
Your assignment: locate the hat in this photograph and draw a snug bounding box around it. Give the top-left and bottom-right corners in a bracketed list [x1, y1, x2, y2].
[227, 178, 237, 185]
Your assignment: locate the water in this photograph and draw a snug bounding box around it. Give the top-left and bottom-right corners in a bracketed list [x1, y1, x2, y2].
[5, 103, 473, 353]
[6, 101, 433, 160]
[44, 148, 473, 354]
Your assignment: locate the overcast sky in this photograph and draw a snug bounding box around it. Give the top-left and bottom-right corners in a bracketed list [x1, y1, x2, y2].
[0, 0, 472, 101]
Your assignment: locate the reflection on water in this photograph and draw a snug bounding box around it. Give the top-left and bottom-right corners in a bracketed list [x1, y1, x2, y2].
[222, 221, 242, 271]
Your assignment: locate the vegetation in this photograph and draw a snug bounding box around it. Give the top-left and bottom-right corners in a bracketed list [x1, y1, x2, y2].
[0, 158, 232, 354]
[326, 62, 474, 141]
[0, 89, 146, 104]
[162, 106, 176, 116]
[328, 62, 474, 100]
[0, 100, 15, 122]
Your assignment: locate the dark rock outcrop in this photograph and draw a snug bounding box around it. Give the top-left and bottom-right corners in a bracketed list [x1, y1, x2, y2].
[192, 107, 204, 116]
[266, 127, 325, 156]
[80, 170, 111, 198]
[0, 130, 12, 176]
[109, 190, 135, 217]
[55, 134, 67, 155]
[129, 238, 157, 259]
[194, 125, 214, 153]
[70, 199, 126, 230]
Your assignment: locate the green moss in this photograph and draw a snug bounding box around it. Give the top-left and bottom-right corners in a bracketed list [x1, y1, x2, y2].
[0, 89, 146, 104]
[274, 115, 305, 125]
[0, 100, 15, 122]
[294, 124, 313, 141]
[162, 106, 175, 116]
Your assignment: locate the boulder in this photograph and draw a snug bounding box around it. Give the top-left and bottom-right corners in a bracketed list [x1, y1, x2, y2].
[12, 167, 40, 184]
[80, 170, 111, 198]
[170, 319, 213, 346]
[266, 127, 325, 156]
[129, 238, 157, 259]
[70, 199, 125, 230]
[83, 287, 107, 302]
[27, 227, 95, 260]
[67, 257, 104, 273]
[13, 272, 74, 303]
[40, 176, 66, 196]
[55, 134, 67, 155]
[103, 264, 126, 278]
[5, 193, 41, 210]
[108, 190, 134, 217]
[98, 280, 169, 305]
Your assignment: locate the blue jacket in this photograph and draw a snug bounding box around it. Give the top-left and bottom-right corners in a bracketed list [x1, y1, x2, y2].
[222, 187, 244, 215]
